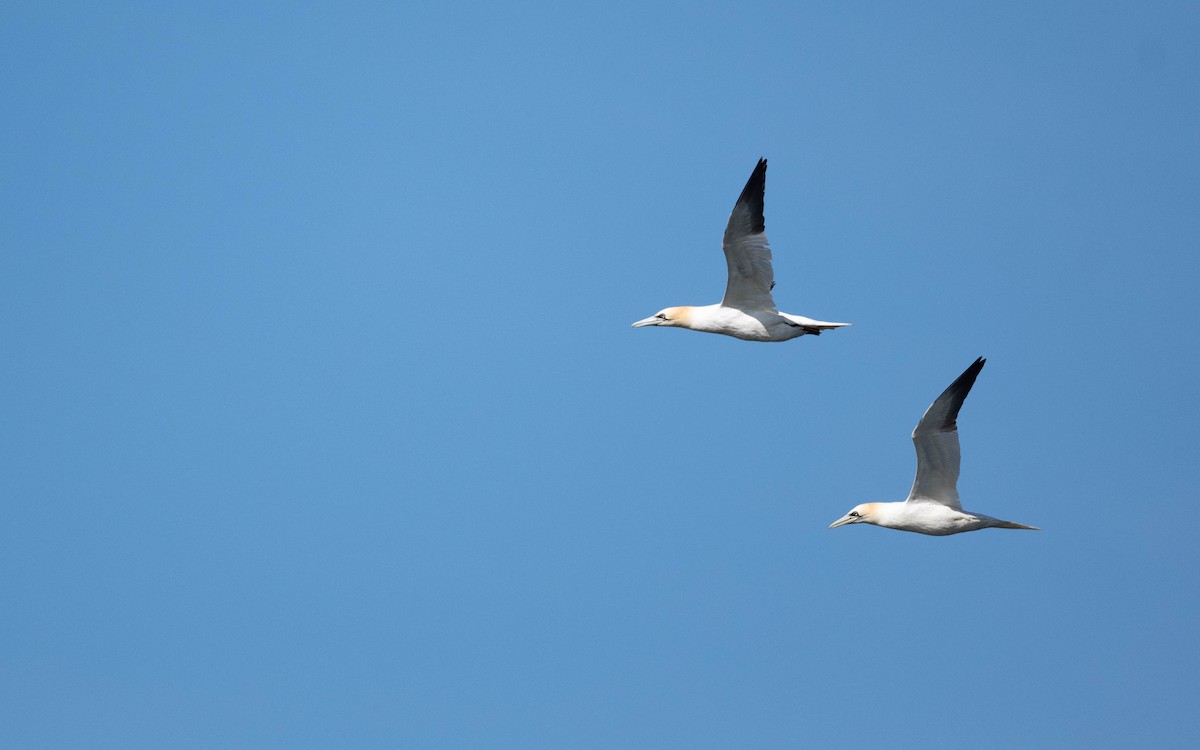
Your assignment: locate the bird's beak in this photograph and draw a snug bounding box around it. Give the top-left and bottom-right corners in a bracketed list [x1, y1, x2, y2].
[829, 514, 856, 529]
[631, 316, 660, 328]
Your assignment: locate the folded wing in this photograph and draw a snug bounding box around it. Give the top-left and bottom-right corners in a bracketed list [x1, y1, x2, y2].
[721, 159, 777, 311]
[905, 357, 986, 510]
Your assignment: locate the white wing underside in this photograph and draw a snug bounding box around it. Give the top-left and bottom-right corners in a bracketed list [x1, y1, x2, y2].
[721, 222, 777, 311]
[719, 160, 776, 311]
[904, 358, 986, 511]
[907, 428, 963, 510]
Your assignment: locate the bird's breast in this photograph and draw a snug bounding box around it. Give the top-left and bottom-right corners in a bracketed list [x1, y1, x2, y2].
[693, 307, 799, 342]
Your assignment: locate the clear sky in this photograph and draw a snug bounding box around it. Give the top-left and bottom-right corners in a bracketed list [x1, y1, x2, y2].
[3, 2, 1198, 747]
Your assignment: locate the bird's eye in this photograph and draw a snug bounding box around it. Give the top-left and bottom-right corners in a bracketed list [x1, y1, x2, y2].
[656, 313, 667, 320]
[849, 511, 860, 517]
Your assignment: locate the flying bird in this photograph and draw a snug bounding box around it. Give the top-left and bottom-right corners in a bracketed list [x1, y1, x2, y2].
[631, 159, 850, 342]
[829, 357, 1039, 536]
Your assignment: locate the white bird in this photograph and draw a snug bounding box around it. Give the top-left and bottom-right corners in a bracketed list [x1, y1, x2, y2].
[632, 159, 850, 342]
[829, 357, 1039, 536]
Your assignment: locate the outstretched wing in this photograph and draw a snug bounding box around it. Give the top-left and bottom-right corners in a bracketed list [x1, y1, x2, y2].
[720, 159, 777, 311]
[905, 357, 986, 510]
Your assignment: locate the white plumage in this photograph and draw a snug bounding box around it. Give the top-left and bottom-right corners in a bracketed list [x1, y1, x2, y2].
[829, 358, 1039, 536]
[632, 159, 850, 342]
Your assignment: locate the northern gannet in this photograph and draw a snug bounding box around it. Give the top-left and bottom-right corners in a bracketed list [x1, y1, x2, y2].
[631, 159, 850, 342]
[829, 357, 1039, 536]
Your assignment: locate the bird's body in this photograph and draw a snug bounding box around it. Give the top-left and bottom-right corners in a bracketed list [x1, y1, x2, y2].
[647, 304, 841, 342]
[842, 500, 1036, 537]
[829, 357, 1038, 536]
[632, 159, 849, 341]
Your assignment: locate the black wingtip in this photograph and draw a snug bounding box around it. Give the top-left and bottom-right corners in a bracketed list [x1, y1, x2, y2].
[951, 356, 986, 392]
[733, 158, 767, 234]
[939, 357, 986, 430]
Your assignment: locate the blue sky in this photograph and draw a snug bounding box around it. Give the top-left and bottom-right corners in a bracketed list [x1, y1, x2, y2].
[2, 2, 1198, 747]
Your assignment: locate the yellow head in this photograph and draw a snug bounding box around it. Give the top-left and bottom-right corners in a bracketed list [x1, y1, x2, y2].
[631, 306, 693, 329]
[829, 502, 882, 529]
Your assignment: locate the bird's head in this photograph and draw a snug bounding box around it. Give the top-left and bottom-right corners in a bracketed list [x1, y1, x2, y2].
[632, 306, 690, 329]
[829, 503, 881, 529]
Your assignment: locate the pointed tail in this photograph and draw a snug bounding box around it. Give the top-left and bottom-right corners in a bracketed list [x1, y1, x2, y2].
[994, 520, 1040, 531]
[781, 314, 852, 335]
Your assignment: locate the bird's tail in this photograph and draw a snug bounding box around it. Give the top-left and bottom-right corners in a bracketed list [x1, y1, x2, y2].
[781, 314, 852, 335]
[994, 520, 1040, 531]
